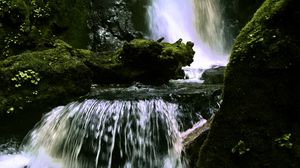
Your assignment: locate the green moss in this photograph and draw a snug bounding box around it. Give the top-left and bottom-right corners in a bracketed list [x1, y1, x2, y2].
[0, 0, 91, 59]
[0, 0, 54, 57]
[82, 39, 194, 85]
[49, 0, 90, 48]
[0, 40, 92, 125]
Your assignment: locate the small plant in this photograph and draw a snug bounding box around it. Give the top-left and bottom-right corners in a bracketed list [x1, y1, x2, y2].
[1, 0, 52, 57]
[232, 140, 250, 155]
[275, 133, 293, 149]
[6, 107, 14, 114]
[11, 69, 40, 88]
[31, 0, 51, 19]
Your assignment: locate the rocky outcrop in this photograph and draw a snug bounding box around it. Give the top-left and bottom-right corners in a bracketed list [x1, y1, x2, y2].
[88, 0, 143, 51]
[198, 0, 300, 167]
[0, 40, 93, 134]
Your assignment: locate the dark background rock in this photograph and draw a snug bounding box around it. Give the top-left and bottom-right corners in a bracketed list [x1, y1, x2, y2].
[198, 0, 300, 167]
[88, 0, 144, 52]
[220, 0, 264, 51]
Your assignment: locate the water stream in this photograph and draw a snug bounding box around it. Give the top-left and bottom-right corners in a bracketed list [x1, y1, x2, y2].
[1, 99, 184, 168]
[0, 83, 222, 168]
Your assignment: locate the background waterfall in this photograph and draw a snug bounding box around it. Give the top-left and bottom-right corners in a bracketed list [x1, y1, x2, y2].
[147, 0, 228, 79]
[8, 99, 186, 168]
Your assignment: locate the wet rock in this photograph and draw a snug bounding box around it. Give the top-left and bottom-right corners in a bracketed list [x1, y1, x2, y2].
[198, 0, 300, 167]
[201, 66, 225, 84]
[88, 0, 143, 51]
[182, 117, 213, 168]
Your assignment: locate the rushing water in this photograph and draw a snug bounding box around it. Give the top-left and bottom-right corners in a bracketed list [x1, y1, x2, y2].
[0, 83, 222, 168]
[0, 99, 186, 168]
[148, 0, 228, 79]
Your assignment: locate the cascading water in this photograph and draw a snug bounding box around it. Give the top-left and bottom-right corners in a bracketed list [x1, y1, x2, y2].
[147, 0, 228, 80]
[0, 99, 186, 168]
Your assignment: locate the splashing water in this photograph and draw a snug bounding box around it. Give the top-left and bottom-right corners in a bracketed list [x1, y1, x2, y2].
[1, 99, 186, 168]
[148, 0, 228, 79]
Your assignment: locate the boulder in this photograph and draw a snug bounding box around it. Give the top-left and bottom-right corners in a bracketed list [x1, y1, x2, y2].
[84, 39, 195, 85]
[198, 0, 300, 167]
[0, 40, 92, 134]
[201, 66, 225, 84]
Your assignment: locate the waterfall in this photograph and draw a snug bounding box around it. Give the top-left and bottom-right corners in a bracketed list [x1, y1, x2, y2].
[3, 99, 185, 168]
[147, 0, 228, 79]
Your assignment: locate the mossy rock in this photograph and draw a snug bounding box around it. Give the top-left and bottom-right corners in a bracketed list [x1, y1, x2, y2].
[84, 39, 195, 85]
[198, 0, 300, 167]
[0, 40, 92, 134]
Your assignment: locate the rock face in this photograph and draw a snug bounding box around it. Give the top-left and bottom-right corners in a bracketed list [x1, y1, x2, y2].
[198, 0, 300, 167]
[85, 39, 195, 85]
[0, 40, 92, 134]
[88, 0, 143, 51]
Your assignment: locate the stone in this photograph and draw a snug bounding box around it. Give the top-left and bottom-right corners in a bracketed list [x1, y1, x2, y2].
[201, 66, 225, 84]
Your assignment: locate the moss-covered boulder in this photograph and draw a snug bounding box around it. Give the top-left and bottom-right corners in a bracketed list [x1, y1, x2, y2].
[84, 39, 195, 85]
[0, 40, 92, 134]
[198, 0, 300, 167]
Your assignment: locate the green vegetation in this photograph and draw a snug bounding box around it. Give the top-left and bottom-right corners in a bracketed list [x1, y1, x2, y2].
[0, 40, 92, 129]
[275, 133, 293, 149]
[86, 39, 194, 85]
[0, 0, 53, 57]
[0, 0, 90, 59]
[231, 140, 250, 155]
[6, 107, 14, 114]
[11, 69, 40, 88]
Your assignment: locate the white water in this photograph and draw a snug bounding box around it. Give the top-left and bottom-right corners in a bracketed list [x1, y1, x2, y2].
[148, 0, 228, 79]
[0, 99, 186, 168]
